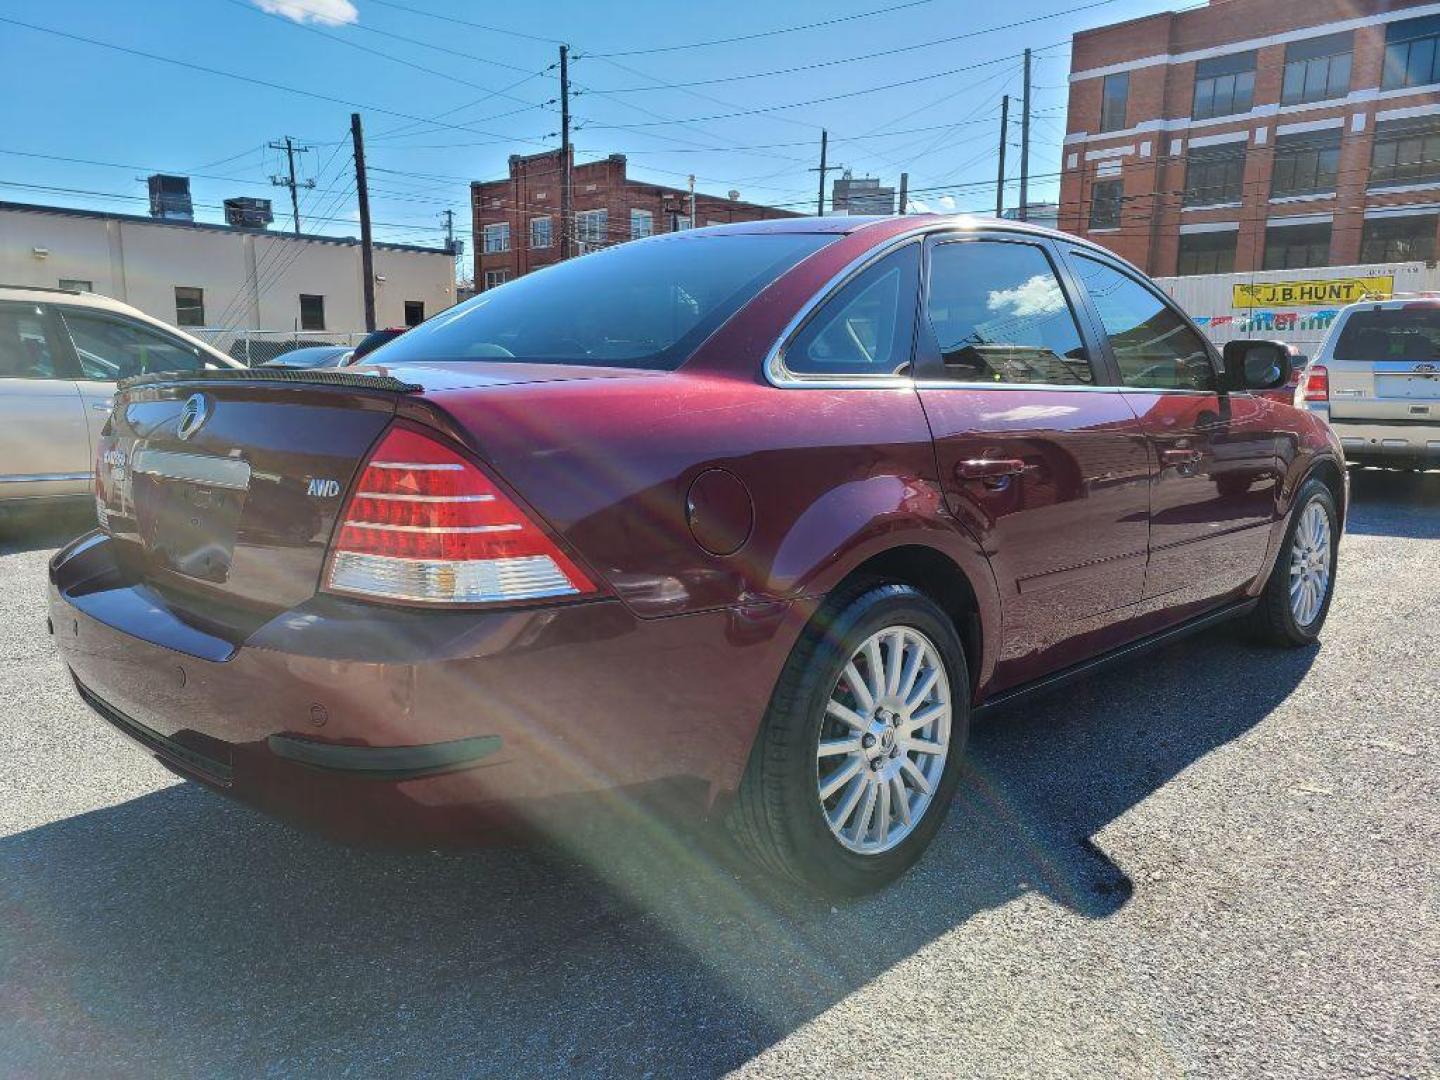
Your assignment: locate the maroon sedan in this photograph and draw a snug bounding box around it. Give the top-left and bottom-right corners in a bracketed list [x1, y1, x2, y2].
[49, 216, 1345, 895]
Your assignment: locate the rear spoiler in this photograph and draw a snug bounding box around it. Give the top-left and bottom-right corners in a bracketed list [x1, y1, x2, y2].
[117, 368, 424, 394]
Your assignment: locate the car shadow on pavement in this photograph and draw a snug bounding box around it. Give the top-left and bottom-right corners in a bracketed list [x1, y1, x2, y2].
[0, 504, 95, 557]
[0, 625, 1314, 1078]
[1343, 468, 1440, 539]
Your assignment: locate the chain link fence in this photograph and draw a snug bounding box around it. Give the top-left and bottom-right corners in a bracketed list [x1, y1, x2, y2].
[189, 329, 370, 367]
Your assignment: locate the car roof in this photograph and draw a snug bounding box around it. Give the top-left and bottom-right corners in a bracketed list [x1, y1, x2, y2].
[688, 213, 1070, 240]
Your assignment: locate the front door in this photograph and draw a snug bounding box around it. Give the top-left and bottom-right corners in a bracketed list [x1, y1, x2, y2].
[914, 234, 1153, 692]
[0, 300, 91, 500]
[1064, 251, 1281, 608]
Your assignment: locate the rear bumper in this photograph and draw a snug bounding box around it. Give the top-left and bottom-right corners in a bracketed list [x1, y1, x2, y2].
[1328, 418, 1440, 461]
[49, 532, 803, 847]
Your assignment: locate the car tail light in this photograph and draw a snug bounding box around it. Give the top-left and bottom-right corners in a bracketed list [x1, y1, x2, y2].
[324, 425, 595, 605]
[1301, 364, 1329, 402]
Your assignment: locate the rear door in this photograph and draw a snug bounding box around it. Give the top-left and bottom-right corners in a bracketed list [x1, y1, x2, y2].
[1326, 304, 1440, 424]
[0, 300, 92, 500]
[1063, 250, 1282, 607]
[913, 232, 1153, 690]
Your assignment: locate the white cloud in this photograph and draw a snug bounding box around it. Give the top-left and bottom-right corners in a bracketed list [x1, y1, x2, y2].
[937, 195, 956, 211]
[907, 199, 931, 214]
[987, 273, 1066, 318]
[254, 0, 358, 26]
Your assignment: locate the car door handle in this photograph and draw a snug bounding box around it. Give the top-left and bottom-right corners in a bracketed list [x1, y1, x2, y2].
[955, 458, 1030, 488]
[1160, 448, 1203, 466]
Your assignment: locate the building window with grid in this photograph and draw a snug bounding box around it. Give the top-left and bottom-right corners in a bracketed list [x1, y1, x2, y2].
[1270, 130, 1341, 199]
[1183, 145, 1246, 206]
[1369, 117, 1440, 189]
[174, 286, 205, 327]
[482, 222, 510, 253]
[576, 209, 608, 247]
[529, 216, 552, 249]
[59, 278, 92, 292]
[630, 208, 653, 239]
[1382, 14, 1440, 91]
[1088, 178, 1123, 229]
[299, 294, 325, 331]
[483, 269, 512, 290]
[1176, 231, 1236, 275]
[1192, 52, 1256, 120]
[1282, 32, 1353, 105]
[1263, 222, 1333, 270]
[1360, 215, 1438, 262]
[1099, 72, 1129, 133]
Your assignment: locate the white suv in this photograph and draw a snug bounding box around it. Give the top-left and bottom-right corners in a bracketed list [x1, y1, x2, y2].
[0, 284, 240, 507]
[1300, 297, 1440, 469]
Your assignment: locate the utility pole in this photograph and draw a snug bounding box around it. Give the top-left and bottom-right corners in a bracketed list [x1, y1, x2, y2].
[995, 94, 1009, 218]
[809, 130, 843, 217]
[269, 136, 315, 236]
[559, 44, 573, 259]
[440, 209, 455, 253]
[897, 172, 908, 215]
[351, 113, 376, 332]
[1019, 49, 1032, 221]
[688, 173, 696, 228]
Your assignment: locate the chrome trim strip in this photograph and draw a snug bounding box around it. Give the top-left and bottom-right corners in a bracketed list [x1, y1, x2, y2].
[130, 448, 251, 491]
[353, 492, 495, 503]
[0, 472, 92, 484]
[368, 461, 464, 472]
[341, 522, 521, 534]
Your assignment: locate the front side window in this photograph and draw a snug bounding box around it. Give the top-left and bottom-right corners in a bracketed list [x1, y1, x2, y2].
[631, 209, 654, 239]
[782, 243, 919, 378]
[1369, 117, 1440, 189]
[379, 233, 834, 371]
[1193, 52, 1256, 120]
[1383, 14, 1440, 90]
[61, 310, 205, 380]
[529, 216, 552, 249]
[576, 209, 608, 247]
[483, 222, 510, 253]
[1360, 215, 1438, 262]
[1184, 145, 1246, 206]
[1283, 33, 1352, 105]
[174, 286, 205, 327]
[1270, 131, 1341, 198]
[1263, 222, 1333, 270]
[1070, 254, 1216, 392]
[299, 293, 325, 331]
[1089, 178, 1123, 229]
[925, 240, 1092, 386]
[1100, 73, 1129, 132]
[1176, 231, 1237, 276]
[0, 302, 62, 380]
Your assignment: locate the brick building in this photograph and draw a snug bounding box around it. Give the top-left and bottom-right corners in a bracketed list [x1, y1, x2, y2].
[471, 150, 798, 289]
[1060, 0, 1440, 277]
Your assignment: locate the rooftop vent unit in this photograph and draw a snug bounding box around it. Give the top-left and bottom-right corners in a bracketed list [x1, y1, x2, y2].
[147, 174, 193, 221]
[224, 196, 274, 230]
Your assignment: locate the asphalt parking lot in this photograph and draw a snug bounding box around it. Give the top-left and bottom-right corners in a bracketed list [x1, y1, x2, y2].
[1, 471, 1436, 1079]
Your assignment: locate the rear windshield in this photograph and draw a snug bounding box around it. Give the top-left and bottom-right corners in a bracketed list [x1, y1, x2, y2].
[1333, 308, 1440, 361]
[375, 232, 835, 370]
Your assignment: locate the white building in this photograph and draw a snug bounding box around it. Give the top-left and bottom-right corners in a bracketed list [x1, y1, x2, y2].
[0, 200, 457, 346]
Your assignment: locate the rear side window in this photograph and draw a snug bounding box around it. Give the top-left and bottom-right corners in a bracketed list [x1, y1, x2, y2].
[1070, 255, 1217, 392]
[782, 243, 920, 377]
[0, 302, 63, 379]
[60, 310, 207, 380]
[1333, 308, 1440, 361]
[924, 240, 1093, 385]
[378, 233, 835, 371]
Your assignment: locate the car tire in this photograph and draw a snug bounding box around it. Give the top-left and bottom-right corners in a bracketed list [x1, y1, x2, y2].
[729, 580, 970, 896]
[1249, 478, 1339, 647]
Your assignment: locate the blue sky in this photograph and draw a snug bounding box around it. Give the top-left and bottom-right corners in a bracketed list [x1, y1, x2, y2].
[0, 0, 1169, 258]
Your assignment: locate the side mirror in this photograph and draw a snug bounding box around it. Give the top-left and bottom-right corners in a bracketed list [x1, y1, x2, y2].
[1223, 339, 1292, 392]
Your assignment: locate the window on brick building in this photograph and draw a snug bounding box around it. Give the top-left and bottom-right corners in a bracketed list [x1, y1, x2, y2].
[1382, 14, 1440, 91]
[1263, 222, 1333, 270]
[529, 216, 552, 249]
[1282, 32, 1353, 105]
[1088, 178, 1123, 229]
[1183, 144, 1246, 206]
[1369, 116, 1440, 188]
[1176, 231, 1236, 275]
[483, 269, 512, 290]
[1360, 214, 1438, 262]
[483, 222, 510, 253]
[669, 213, 692, 232]
[576, 209, 608, 248]
[631, 208, 653, 238]
[1270, 130, 1341, 198]
[1099, 73, 1129, 133]
[1192, 52, 1256, 120]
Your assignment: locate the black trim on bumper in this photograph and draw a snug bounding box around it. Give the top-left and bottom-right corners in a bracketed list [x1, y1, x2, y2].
[73, 675, 234, 784]
[266, 733, 502, 778]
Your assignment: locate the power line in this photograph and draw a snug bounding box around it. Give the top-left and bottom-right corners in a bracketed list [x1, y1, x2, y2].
[363, 0, 564, 45]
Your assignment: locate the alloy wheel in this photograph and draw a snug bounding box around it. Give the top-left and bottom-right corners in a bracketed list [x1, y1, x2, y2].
[815, 625, 952, 854]
[1289, 499, 1332, 628]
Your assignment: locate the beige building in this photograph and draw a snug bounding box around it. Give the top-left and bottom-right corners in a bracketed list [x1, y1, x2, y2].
[0, 200, 457, 339]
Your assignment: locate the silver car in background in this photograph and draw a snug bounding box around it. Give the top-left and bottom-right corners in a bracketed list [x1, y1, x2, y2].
[1300, 297, 1440, 470]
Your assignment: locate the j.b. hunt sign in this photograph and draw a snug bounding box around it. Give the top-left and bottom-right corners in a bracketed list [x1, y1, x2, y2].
[1231, 275, 1394, 308]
